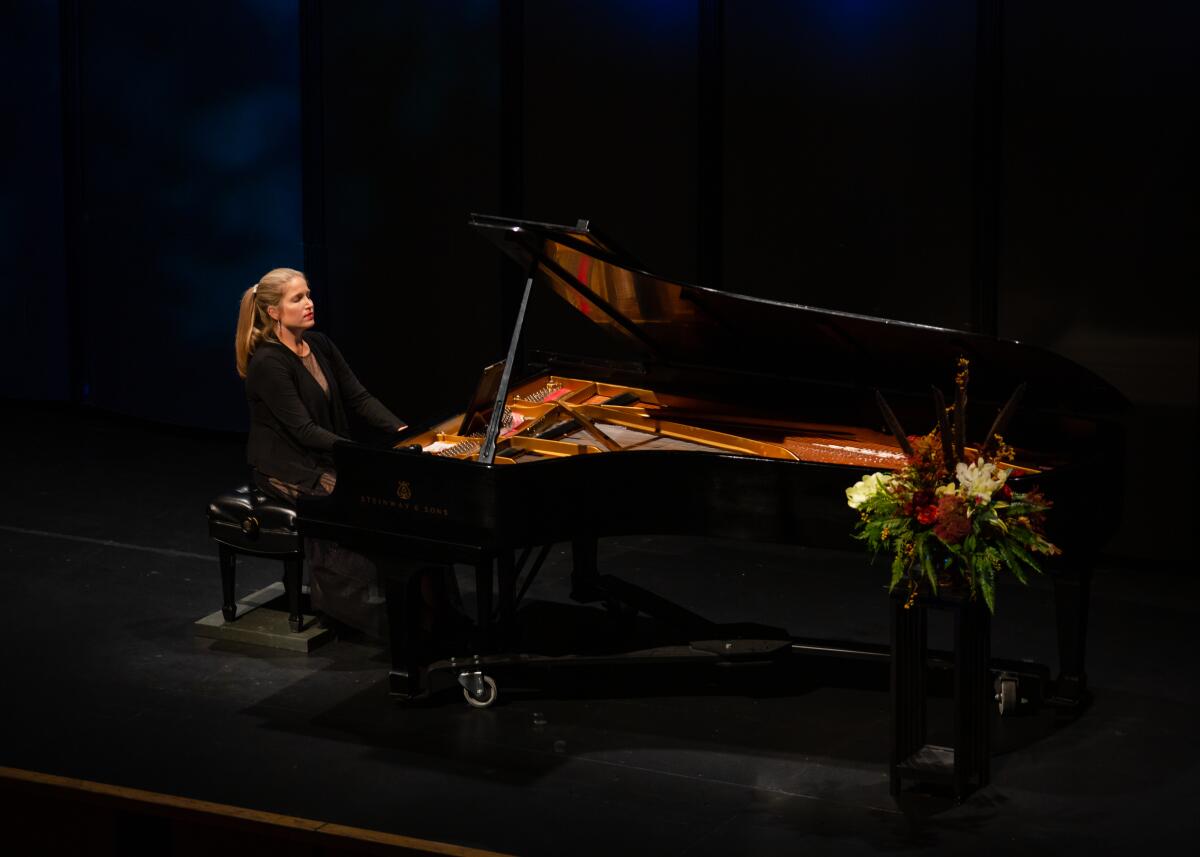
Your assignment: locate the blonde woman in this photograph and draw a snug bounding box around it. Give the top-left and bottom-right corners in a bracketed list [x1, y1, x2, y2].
[236, 267, 406, 637]
[237, 267, 406, 496]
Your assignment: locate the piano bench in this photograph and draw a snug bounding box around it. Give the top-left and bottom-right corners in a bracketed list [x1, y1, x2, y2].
[207, 485, 306, 632]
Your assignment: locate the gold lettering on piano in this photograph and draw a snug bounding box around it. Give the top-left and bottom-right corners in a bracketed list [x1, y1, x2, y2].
[397, 480, 412, 500]
[358, 494, 450, 517]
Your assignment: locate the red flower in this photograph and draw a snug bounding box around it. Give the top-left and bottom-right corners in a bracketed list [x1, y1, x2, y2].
[933, 495, 971, 544]
[1000, 484, 1013, 500]
[916, 505, 939, 525]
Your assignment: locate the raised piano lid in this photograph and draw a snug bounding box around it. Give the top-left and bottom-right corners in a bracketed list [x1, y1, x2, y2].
[470, 213, 1128, 419]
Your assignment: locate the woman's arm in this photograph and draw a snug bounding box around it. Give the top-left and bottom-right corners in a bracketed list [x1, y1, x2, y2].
[321, 336, 407, 432]
[249, 355, 346, 450]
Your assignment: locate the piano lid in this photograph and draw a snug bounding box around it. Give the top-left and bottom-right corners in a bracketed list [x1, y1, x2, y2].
[469, 214, 1128, 417]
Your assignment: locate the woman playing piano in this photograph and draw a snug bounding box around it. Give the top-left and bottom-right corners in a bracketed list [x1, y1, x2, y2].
[235, 267, 407, 638]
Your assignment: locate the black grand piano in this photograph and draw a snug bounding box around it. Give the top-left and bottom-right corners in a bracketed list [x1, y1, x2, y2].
[300, 214, 1126, 710]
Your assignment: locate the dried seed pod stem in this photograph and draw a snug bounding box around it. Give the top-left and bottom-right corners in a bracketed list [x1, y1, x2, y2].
[874, 389, 915, 457]
[932, 385, 955, 468]
[953, 358, 969, 461]
[982, 382, 1027, 458]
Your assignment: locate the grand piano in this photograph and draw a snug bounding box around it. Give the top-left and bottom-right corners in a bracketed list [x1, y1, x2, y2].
[299, 214, 1126, 709]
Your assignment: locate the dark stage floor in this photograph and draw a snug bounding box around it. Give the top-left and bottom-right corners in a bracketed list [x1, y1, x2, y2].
[1, 401, 1196, 854]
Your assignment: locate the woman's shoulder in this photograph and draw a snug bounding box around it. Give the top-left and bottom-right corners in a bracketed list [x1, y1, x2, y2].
[246, 340, 293, 379]
[306, 331, 344, 364]
[306, 331, 333, 352]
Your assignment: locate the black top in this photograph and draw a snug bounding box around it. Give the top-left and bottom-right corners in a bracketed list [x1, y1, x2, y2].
[245, 331, 404, 488]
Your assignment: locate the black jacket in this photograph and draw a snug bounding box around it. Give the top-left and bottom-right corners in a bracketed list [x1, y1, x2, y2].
[245, 332, 403, 488]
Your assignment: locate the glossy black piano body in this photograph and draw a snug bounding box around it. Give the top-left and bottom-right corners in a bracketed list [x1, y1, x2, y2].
[299, 214, 1126, 708]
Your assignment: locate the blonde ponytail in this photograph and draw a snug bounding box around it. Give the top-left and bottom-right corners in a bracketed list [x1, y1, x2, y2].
[235, 267, 304, 378]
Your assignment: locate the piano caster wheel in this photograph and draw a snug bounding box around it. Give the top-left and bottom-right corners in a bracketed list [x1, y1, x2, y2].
[460, 672, 498, 709]
[995, 675, 1018, 716]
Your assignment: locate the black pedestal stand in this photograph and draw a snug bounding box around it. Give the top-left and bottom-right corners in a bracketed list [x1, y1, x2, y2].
[890, 591, 991, 801]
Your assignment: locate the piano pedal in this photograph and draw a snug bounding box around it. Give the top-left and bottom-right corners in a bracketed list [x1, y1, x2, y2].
[601, 596, 640, 623]
[568, 584, 606, 603]
[713, 658, 777, 669]
[691, 639, 793, 660]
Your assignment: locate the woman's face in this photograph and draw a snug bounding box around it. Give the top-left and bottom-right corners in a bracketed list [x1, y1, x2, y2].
[271, 276, 315, 332]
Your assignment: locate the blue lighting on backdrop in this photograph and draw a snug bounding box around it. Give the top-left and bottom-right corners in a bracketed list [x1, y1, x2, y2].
[75, 0, 302, 429]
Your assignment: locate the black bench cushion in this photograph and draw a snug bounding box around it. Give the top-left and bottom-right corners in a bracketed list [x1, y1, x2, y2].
[208, 485, 302, 556]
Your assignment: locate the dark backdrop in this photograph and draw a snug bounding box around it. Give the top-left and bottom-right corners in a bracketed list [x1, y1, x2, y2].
[315, 0, 503, 425]
[0, 1, 69, 401]
[1, 1, 1194, 559]
[997, 2, 1197, 559]
[722, 1, 977, 326]
[2, 0, 301, 428]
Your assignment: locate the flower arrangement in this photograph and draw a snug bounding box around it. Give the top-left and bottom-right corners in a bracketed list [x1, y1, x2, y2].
[847, 359, 1060, 612]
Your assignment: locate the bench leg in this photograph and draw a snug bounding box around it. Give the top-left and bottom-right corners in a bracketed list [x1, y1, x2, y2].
[284, 557, 304, 632]
[220, 545, 237, 622]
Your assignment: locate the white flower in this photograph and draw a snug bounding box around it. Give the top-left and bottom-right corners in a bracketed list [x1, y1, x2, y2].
[846, 472, 893, 509]
[954, 459, 1009, 501]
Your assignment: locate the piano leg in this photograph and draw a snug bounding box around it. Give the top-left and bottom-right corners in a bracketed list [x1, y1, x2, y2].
[498, 550, 516, 650]
[1051, 556, 1092, 709]
[385, 566, 426, 699]
[570, 537, 602, 602]
[475, 555, 494, 651]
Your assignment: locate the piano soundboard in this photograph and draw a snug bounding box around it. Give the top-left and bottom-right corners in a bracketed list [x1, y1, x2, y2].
[403, 373, 1041, 473]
